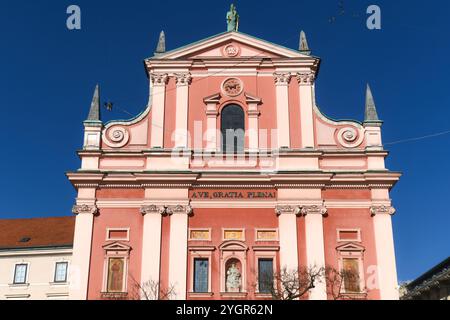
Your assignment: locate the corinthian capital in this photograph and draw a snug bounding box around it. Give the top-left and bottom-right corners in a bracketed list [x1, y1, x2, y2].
[300, 205, 328, 216]
[166, 205, 193, 216]
[150, 73, 169, 86]
[296, 72, 316, 85]
[275, 205, 301, 216]
[72, 204, 98, 216]
[273, 72, 292, 86]
[175, 73, 192, 86]
[370, 205, 396, 217]
[140, 205, 167, 216]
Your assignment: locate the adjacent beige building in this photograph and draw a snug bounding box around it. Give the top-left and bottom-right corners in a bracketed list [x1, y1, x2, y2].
[0, 217, 74, 300]
[401, 257, 450, 300]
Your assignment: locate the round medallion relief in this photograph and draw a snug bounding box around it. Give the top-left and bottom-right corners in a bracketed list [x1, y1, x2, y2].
[223, 44, 240, 57]
[222, 78, 244, 97]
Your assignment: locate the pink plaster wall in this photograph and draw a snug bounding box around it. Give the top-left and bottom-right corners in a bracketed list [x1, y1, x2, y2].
[322, 207, 380, 300]
[87, 207, 143, 300]
[187, 208, 279, 300]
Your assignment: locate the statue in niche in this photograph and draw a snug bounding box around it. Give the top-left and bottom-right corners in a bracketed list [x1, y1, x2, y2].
[226, 262, 242, 292]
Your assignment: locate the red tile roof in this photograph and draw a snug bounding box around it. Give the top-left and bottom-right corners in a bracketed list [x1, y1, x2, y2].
[0, 216, 75, 250]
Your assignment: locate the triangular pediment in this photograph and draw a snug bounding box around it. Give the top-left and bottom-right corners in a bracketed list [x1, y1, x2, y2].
[336, 242, 365, 252]
[103, 241, 131, 252]
[151, 31, 311, 60]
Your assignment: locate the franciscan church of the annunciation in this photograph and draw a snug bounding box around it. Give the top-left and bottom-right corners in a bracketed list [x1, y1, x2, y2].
[64, 5, 401, 300]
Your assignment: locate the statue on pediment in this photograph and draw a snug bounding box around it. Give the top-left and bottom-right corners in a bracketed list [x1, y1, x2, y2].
[227, 4, 239, 32]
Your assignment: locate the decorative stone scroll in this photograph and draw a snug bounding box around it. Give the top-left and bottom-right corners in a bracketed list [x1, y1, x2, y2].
[370, 206, 396, 217]
[72, 204, 98, 216]
[336, 127, 364, 149]
[103, 126, 130, 148]
[273, 72, 292, 86]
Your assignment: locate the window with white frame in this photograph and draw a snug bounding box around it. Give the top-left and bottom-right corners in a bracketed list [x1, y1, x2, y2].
[258, 258, 274, 294]
[13, 264, 28, 284]
[193, 258, 209, 293]
[54, 262, 69, 283]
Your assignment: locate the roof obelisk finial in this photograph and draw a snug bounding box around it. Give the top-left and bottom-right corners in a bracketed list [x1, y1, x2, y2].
[154, 31, 166, 55]
[364, 84, 382, 125]
[299, 30, 311, 55]
[227, 4, 239, 32]
[86, 84, 101, 122]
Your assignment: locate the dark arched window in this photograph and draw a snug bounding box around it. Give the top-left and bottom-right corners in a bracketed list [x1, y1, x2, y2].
[221, 104, 245, 153]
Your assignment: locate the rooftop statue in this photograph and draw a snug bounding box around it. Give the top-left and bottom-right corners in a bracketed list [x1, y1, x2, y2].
[227, 4, 239, 32]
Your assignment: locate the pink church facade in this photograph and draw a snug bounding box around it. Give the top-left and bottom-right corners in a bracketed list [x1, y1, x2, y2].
[67, 29, 401, 300]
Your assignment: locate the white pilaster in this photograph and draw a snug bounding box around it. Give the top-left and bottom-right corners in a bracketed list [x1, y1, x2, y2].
[371, 203, 399, 300]
[204, 94, 221, 152]
[274, 72, 291, 149]
[69, 188, 97, 300]
[140, 205, 165, 295]
[297, 72, 316, 149]
[174, 73, 192, 149]
[276, 206, 300, 272]
[246, 93, 262, 152]
[150, 73, 169, 148]
[302, 204, 327, 300]
[167, 205, 192, 300]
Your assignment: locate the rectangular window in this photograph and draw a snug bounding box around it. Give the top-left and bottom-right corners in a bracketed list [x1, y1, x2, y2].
[258, 259, 274, 293]
[107, 258, 125, 293]
[193, 258, 209, 293]
[343, 258, 361, 293]
[14, 264, 28, 284]
[54, 262, 68, 283]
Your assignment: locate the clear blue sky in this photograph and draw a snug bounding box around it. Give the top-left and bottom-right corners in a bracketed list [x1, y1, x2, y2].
[1, 0, 449, 282]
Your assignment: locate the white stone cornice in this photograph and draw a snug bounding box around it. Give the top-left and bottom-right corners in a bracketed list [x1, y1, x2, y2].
[300, 204, 328, 216]
[273, 72, 292, 86]
[275, 205, 301, 216]
[72, 204, 98, 216]
[296, 71, 316, 85]
[166, 205, 193, 216]
[370, 205, 396, 217]
[150, 73, 169, 86]
[175, 73, 192, 86]
[140, 205, 167, 216]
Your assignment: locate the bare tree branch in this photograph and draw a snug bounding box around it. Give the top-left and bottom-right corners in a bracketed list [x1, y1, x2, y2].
[128, 275, 177, 301]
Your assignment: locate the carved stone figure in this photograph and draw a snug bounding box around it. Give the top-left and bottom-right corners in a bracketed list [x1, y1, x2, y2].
[227, 4, 239, 32]
[226, 262, 242, 292]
